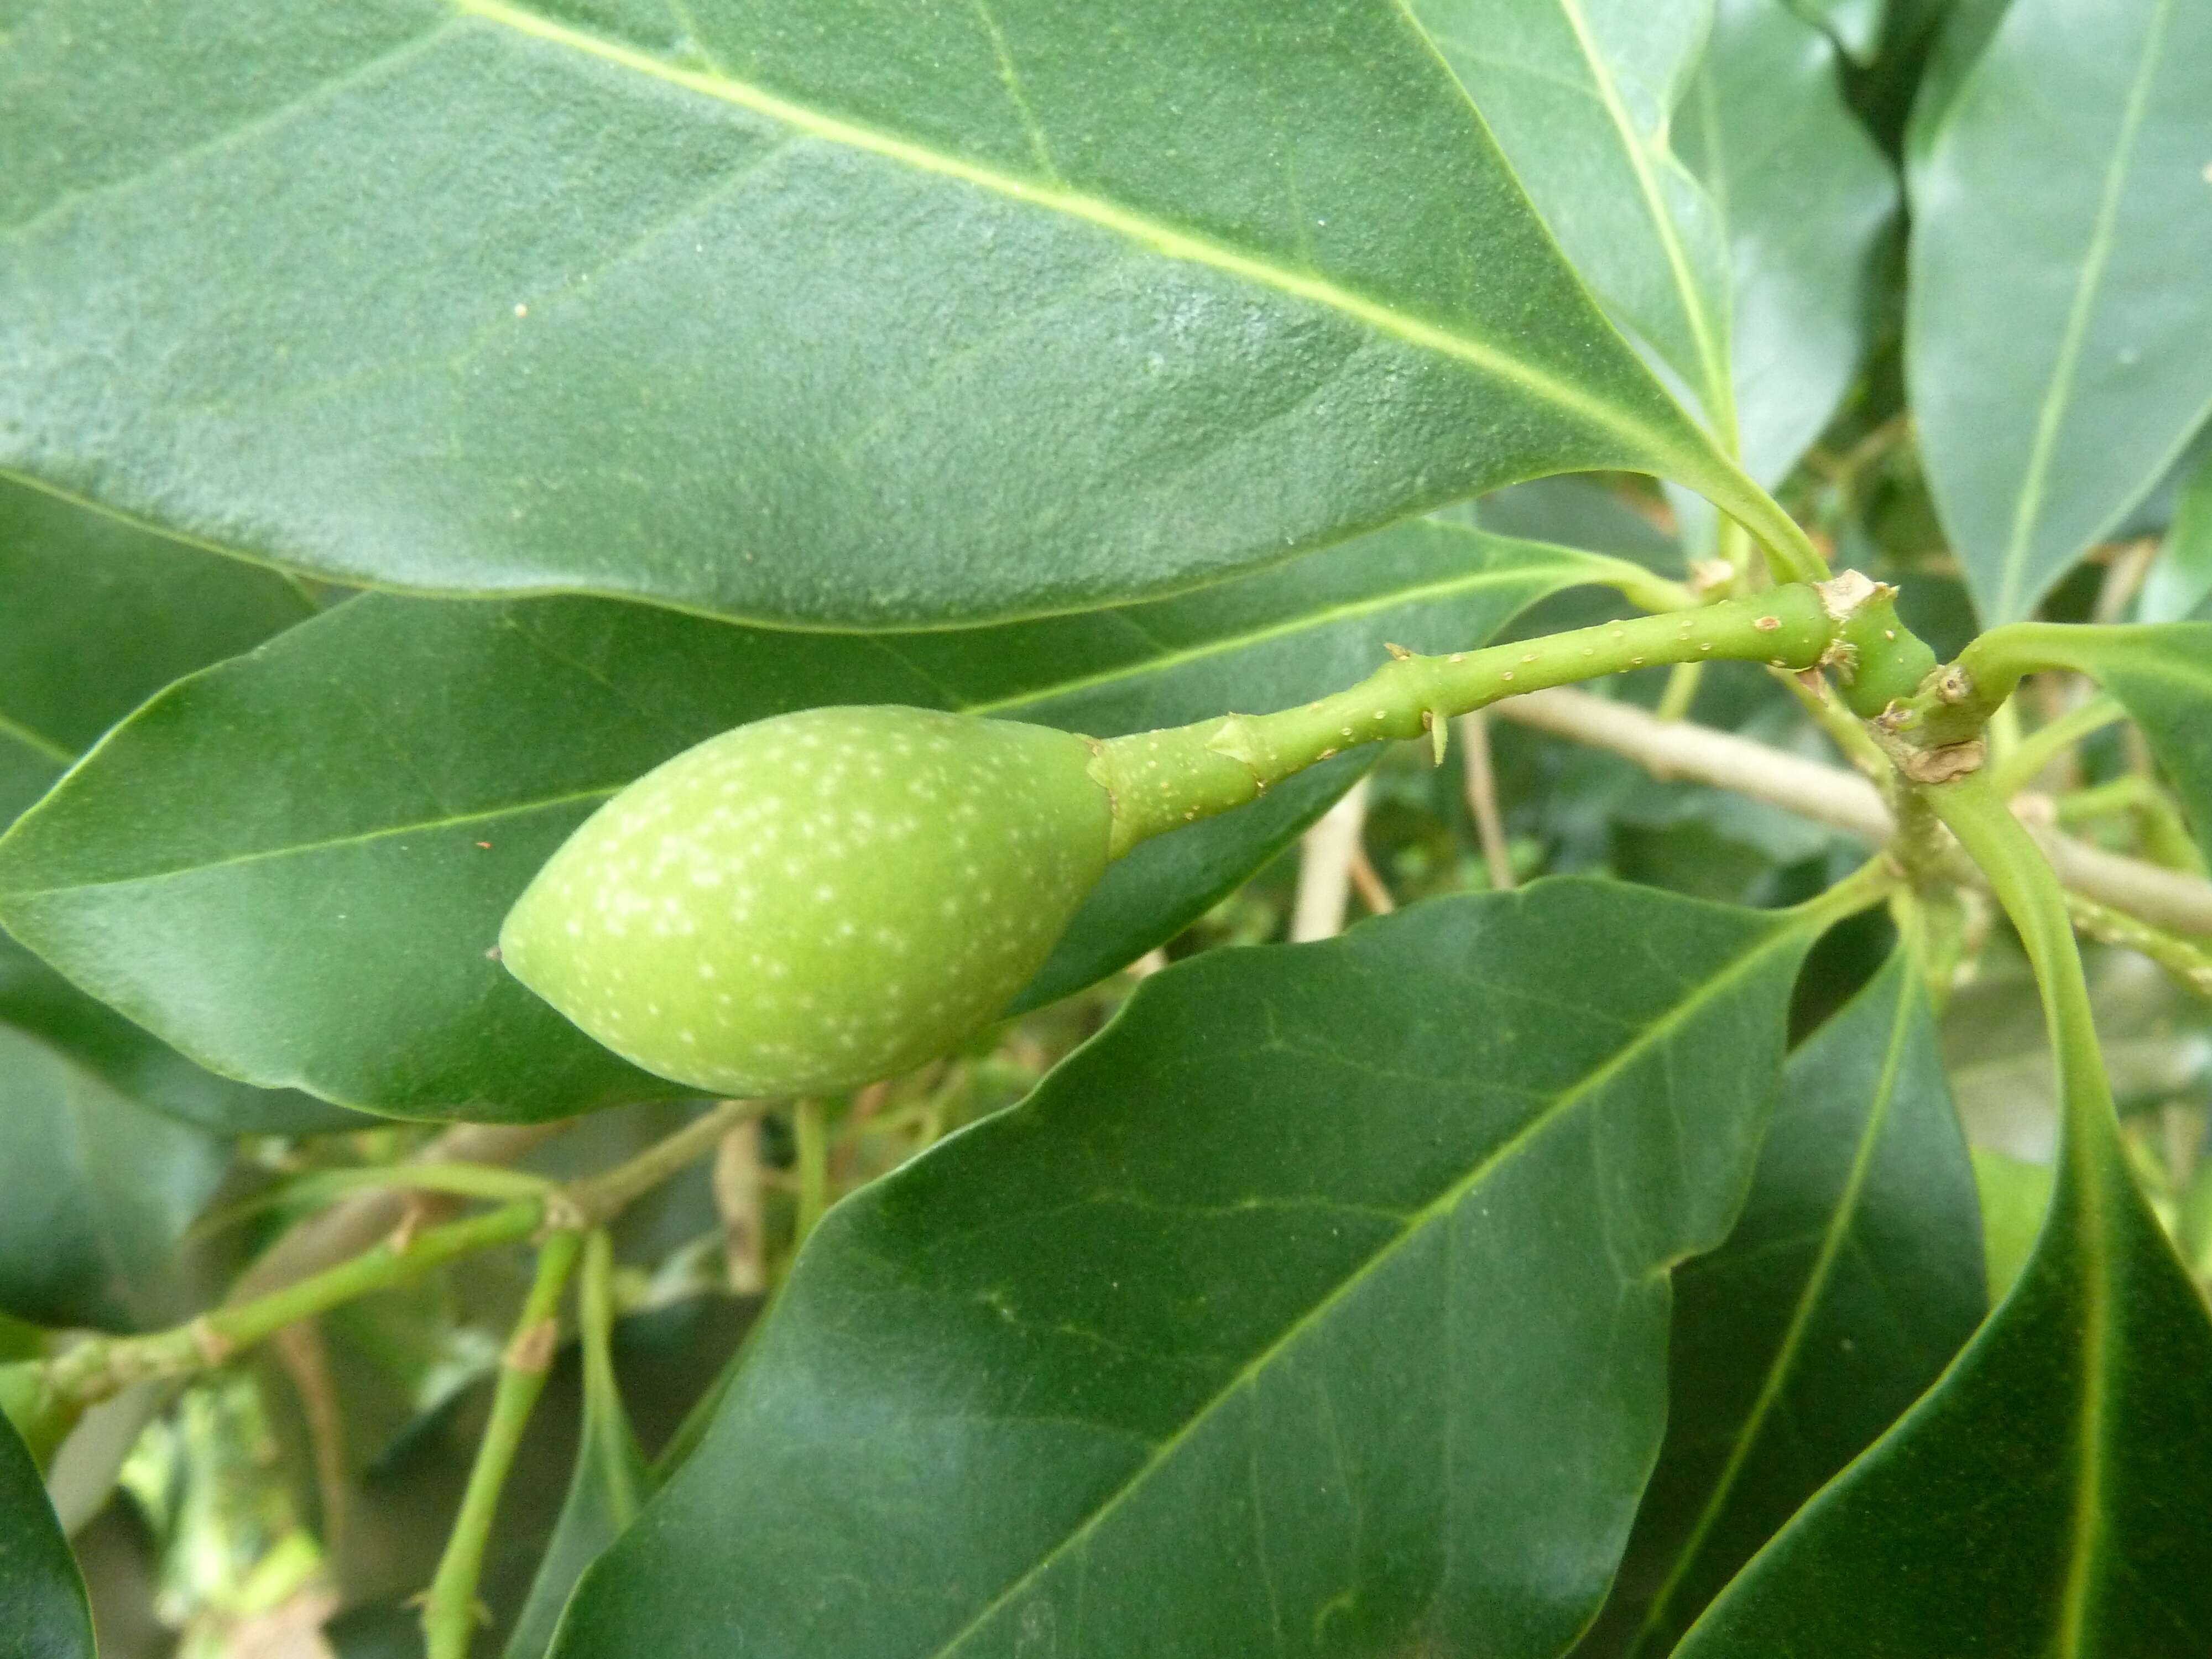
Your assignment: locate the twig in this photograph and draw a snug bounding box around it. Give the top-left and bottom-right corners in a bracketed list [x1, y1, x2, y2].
[421, 1228, 583, 1659]
[46, 1203, 545, 1405]
[1345, 845, 1397, 916]
[2093, 538, 2159, 624]
[270, 1321, 349, 1558]
[712, 1118, 768, 1296]
[1493, 687, 2212, 936]
[44, 1104, 764, 1407]
[1775, 666, 1891, 781]
[792, 1100, 830, 1253]
[2065, 891, 2212, 1003]
[1458, 712, 1515, 890]
[1654, 661, 1703, 723]
[226, 1122, 566, 1306]
[565, 1098, 770, 1225]
[1986, 694, 2125, 795]
[1292, 776, 1370, 941]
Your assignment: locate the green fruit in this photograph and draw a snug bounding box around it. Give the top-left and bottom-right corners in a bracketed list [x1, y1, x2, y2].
[500, 707, 1113, 1098]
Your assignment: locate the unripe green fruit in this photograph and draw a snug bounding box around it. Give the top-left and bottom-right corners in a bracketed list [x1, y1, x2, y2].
[501, 707, 1113, 1098]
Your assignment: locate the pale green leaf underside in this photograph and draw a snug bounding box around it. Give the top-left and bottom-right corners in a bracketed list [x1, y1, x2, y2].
[1908, 0, 2212, 624]
[1412, 0, 1736, 443]
[0, 0, 1749, 628]
[1678, 0, 1897, 490]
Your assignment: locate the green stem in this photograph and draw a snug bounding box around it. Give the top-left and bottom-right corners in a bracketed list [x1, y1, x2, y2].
[1685, 456, 1829, 587]
[1788, 854, 1902, 935]
[195, 1163, 560, 1238]
[578, 1229, 643, 1525]
[566, 1097, 769, 1224]
[1654, 661, 1703, 722]
[793, 1099, 829, 1250]
[1094, 584, 1838, 856]
[1777, 667, 1892, 780]
[1922, 773, 2116, 1142]
[1572, 551, 1699, 616]
[422, 1227, 583, 1659]
[45, 1201, 544, 1405]
[45, 1104, 769, 1407]
[1891, 622, 2150, 750]
[1987, 695, 2126, 795]
[2065, 890, 2212, 1003]
[2054, 775, 2206, 876]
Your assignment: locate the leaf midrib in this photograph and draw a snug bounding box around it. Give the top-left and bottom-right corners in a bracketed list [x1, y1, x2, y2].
[0, 547, 1595, 896]
[451, 0, 1696, 472]
[927, 907, 1814, 1658]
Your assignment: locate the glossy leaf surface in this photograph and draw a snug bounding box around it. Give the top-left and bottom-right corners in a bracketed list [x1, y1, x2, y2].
[553, 880, 1835, 1658]
[1, 474, 305, 822]
[1678, 1091, 2212, 1655]
[0, 1024, 231, 1332]
[1682, 773, 2212, 1657]
[1908, 0, 2212, 623]
[1, 479, 360, 1134]
[0, 519, 1609, 1119]
[0, 934, 362, 1136]
[1579, 947, 1984, 1655]
[1678, 0, 1897, 487]
[0, 1410, 93, 1659]
[0, 0, 1760, 628]
[0, 478, 315, 768]
[1415, 0, 1735, 434]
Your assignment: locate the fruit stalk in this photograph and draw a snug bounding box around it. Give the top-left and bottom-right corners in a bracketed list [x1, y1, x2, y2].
[1092, 583, 1837, 855]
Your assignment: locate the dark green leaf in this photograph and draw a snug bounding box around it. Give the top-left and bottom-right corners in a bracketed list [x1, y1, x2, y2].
[1907, 0, 2212, 623]
[552, 879, 1839, 1658]
[0, 1408, 93, 1659]
[0, 0, 1767, 627]
[0, 477, 315, 761]
[0, 1025, 232, 1332]
[0, 519, 1612, 1119]
[1412, 1, 1735, 434]
[1579, 946, 1984, 1655]
[0, 931, 364, 1137]
[1679, 0, 1897, 487]
[1677, 1094, 2212, 1654]
[1, 478, 358, 1134]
